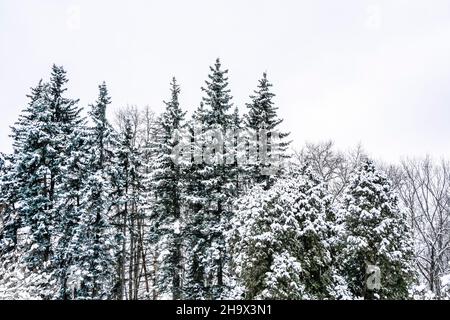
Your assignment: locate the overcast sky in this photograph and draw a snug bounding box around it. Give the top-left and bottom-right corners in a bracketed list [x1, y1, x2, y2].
[1, 0, 450, 162]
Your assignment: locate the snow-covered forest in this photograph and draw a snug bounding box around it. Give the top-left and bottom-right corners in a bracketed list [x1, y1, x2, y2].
[0, 61, 449, 300]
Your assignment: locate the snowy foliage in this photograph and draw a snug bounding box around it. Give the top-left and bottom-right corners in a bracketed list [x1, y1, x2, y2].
[244, 72, 291, 189]
[0, 233, 56, 300]
[0, 62, 438, 300]
[229, 166, 351, 299]
[183, 59, 237, 299]
[148, 78, 186, 299]
[339, 160, 415, 299]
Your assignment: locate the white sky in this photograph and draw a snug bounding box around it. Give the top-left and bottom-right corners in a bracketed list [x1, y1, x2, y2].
[1, 0, 450, 162]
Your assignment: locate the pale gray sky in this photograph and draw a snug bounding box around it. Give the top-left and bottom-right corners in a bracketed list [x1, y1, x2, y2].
[1, 0, 450, 162]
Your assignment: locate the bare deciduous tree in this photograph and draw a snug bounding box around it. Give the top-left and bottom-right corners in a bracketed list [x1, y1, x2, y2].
[113, 105, 158, 299]
[294, 141, 365, 202]
[398, 157, 450, 298]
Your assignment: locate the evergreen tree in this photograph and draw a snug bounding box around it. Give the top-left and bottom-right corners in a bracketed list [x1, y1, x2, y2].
[53, 116, 87, 299]
[244, 72, 290, 189]
[229, 166, 350, 299]
[57, 82, 118, 299]
[10, 79, 55, 270]
[182, 104, 208, 299]
[184, 59, 236, 299]
[33, 65, 86, 299]
[0, 59, 427, 302]
[340, 160, 415, 299]
[201, 59, 233, 128]
[1, 70, 81, 297]
[149, 78, 186, 299]
[1, 66, 82, 297]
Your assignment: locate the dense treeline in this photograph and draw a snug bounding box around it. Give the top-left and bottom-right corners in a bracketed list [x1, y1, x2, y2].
[0, 60, 449, 299]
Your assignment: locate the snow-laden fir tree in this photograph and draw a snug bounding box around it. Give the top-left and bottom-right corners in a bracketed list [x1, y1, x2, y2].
[184, 59, 236, 299]
[182, 102, 209, 299]
[228, 165, 351, 299]
[0, 80, 56, 299]
[244, 72, 290, 189]
[59, 83, 119, 299]
[149, 78, 186, 299]
[340, 159, 415, 299]
[9, 78, 56, 270]
[0, 66, 83, 297]
[52, 109, 88, 299]
[42, 66, 87, 299]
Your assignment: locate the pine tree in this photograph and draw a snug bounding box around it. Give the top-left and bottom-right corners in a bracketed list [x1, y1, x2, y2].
[149, 78, 186, 299]
[340, 160, 415, 299]
[244, 72, 290, 189]
[229, 166, 350, 299]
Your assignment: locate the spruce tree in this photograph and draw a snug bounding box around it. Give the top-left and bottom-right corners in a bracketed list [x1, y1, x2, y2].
[37, 66, 85, 299]
[58, 82, 118, 299]
[0, 77, 62, 299]
[1, 66, 82, 298]
[183, 102, 209, 299]
[340, 160, 414, 299]
[53, 116, 88, 299]
[184, 59, 236, 299]
[244, 72, 290, 189]
[10, 79, 55, 269]
[182, 108, 207, 299]
[149, 78, 186, 299]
